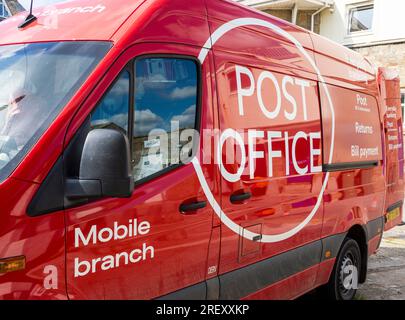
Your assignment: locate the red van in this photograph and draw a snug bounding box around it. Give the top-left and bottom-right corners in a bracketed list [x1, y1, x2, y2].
[378, 68, 404, 230]
[0, 0, 403, 300]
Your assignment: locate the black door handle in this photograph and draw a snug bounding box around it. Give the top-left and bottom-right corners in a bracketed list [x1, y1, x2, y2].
[179, 201, 207, 214]
[230, 192, 252, 204]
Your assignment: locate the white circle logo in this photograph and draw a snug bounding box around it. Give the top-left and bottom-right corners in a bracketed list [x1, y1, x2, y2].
[192, 18, 335, 243]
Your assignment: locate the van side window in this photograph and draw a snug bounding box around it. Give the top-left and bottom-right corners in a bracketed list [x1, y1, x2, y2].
[91, 71, 130, 134]
[320, 84, 382, 167]
[132, 57, 198, 183]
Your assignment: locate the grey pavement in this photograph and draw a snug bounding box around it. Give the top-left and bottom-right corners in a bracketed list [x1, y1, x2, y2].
[356, 223, 405, 300]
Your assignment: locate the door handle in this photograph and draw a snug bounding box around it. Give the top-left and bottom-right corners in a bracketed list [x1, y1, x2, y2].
[179, 201, 207, 214]
[230, 192, 252, 204]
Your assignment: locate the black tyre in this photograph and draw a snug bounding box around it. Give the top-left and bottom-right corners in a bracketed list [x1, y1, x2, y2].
[326, 238, 362, 300]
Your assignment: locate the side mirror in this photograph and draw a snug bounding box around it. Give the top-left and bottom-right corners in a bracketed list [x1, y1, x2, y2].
[66, 129, 134, 199]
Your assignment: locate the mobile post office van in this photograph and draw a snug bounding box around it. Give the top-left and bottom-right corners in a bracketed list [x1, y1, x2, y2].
[0, 0, 403, 300]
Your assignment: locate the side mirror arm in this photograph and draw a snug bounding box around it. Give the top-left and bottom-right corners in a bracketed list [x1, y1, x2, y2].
[65, 179, 102, 200]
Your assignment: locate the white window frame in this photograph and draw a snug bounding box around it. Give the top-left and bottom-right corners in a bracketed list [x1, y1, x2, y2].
[0, 1, 11, 19]
[347, 2, 374, 36]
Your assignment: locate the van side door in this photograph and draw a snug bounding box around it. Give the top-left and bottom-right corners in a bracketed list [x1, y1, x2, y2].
[205, 1, 325, 299]
[213, 51, 324, 300]
[64, 43, 216, 299]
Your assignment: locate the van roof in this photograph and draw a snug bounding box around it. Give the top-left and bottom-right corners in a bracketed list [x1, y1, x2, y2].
[0, 0, 144, 46]
[0, 0, 376, 82]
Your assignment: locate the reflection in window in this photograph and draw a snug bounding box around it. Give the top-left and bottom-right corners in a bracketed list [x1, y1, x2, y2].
[0, 41, 111, 182]
[349, 5, 374, 33]
[0, 2, 9, 18]
[133, 58, 198, 182]
[91, 71, 130, 135]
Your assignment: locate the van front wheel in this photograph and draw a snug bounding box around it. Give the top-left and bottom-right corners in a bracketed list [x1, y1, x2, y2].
[326, 238, 361, 300]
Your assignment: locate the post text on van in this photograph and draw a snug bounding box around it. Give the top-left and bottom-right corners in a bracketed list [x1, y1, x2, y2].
[216, 65, 322, 182]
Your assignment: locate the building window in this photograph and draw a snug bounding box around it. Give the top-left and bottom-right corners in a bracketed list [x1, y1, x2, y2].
[348, 4, 374, 33]
[0, 2, 9, 18]
[401, 90, 405, 125]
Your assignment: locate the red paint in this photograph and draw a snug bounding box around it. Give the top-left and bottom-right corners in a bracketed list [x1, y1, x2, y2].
[0, 0, 402, 300]
[378, 68, 404, 231]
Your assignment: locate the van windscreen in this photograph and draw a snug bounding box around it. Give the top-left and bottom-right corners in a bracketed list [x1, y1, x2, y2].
[0, 41, 111, 183]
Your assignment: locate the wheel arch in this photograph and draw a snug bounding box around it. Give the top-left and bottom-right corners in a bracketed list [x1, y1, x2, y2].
[346, 224, 368, 284]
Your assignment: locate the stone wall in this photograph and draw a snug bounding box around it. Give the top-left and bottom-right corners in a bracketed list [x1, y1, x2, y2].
[353, 42, 405, 88]
[297, 10, 320, 34]
[263, 9, 320, 34]
[264, 9, 292, 23]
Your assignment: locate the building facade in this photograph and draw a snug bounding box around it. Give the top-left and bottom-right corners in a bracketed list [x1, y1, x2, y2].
[319, 0, 405, 112]
[235, 0, 334, 33]
[0, 0, 25, 21]
[235, 0, 405, 112]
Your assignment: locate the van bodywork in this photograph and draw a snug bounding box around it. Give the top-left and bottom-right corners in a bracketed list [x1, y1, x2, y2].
[0, 0, 402, 300]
